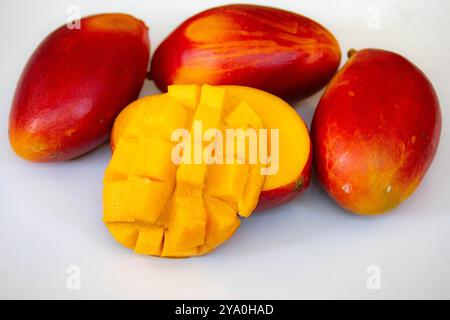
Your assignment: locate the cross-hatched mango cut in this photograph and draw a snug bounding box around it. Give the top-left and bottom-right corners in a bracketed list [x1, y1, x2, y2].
[103, 84, 267, 258]
[122, 94, 188, 142]
[103, 175, 173, 224]
[104, 137, 176, 183]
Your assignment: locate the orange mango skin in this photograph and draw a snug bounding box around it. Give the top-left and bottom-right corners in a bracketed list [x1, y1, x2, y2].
[9, 14, 150, 162]
[150, 4, 341, 99]
[312, 49, 441, 214]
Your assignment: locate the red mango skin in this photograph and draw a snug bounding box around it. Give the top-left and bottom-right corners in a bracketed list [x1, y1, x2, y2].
[256, 143, 312, 211]
[150, 4, 341, 99]
[9, 13, 150, 162]
[312, 49, 441, 215]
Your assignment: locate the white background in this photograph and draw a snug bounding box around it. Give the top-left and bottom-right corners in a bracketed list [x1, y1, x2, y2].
[1, 0, 449, 299]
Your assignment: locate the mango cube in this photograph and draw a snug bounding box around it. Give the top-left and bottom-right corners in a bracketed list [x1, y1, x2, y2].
[123, 95, 188, 141]
[206, 160, 249, 202]
[168, 84, 200, 110]
[166, 196, 206, 250]
[161, 233, 199, 258]
[199, 85, 227, 112]
[103, 176, 173, 224]
[106, 222, 139, 249]
[238, 164, 265, 217]
[191, 104, 222, 133]
[103, 180, 133, 222]
[130, 138, 176, 182]
[176, 162, 207, 187]
[134, 226, 165, 256]
[104, 137, 138, 182]
[204, 197, 240, 247]
[225, 101, 263, 129]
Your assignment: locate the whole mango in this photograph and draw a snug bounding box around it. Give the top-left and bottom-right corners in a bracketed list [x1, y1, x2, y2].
[312, 49, 441, 214]
[9, 13, 150, 162]
[150, 4, 341, 99]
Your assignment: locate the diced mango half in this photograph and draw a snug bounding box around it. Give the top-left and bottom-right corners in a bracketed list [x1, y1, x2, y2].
[103, 85, 267, 258]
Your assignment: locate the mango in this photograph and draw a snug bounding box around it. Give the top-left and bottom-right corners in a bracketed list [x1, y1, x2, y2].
[312, 49, 442, 214]
[104, 84, 311, 257]
[112, 85, 312, 213]
[150, 4, 341, 99]
[9, 13, 150, 162]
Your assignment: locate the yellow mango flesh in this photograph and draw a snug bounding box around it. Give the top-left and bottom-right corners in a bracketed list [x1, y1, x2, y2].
[103, 85, 266, 257]
[219, 86, 310, 191]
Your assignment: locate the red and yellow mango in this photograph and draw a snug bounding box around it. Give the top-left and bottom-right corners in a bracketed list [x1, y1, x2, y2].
[9, 13, 150, 162]
[111, 85, 312, 213]
[150, 4, 341, 99]
[106, 85, 311, 256]
[312, 49, 441, 214]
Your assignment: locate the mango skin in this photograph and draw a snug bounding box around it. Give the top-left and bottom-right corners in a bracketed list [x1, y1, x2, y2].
[9, 13, 150, 162]
[150, 4, 341, 99]
[256, 142, 312, 211]
[312, 49, 441, 214]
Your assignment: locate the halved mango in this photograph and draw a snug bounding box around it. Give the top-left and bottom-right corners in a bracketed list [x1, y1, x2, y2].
[111, 86, 311, 211]
[104, 84, 311, 257]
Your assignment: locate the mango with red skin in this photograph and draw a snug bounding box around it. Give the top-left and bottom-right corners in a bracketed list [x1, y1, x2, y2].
[9, 13, 150, 162]
[150, 4, 341, 99]
[312, 49, 441, 214]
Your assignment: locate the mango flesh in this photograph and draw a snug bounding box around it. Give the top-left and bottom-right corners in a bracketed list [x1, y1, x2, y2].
[111, 85, 312, 212]
[9, 14, 150, 162]
[150, 4, 341, 99]
[312, 49, 442, 214]
[103, 85, 268, 257]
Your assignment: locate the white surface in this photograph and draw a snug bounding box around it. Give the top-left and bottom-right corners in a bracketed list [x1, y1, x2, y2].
[1, 0, 449, 299]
